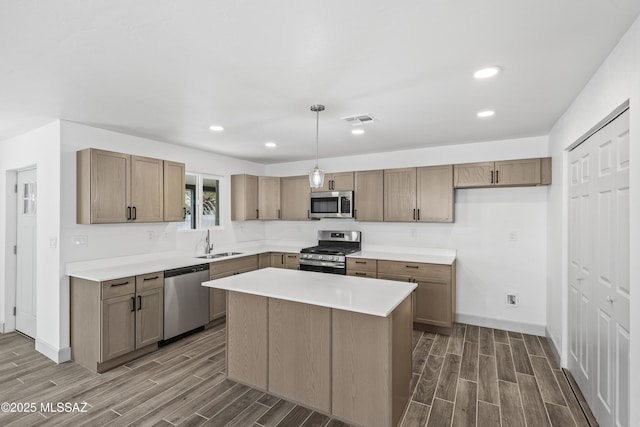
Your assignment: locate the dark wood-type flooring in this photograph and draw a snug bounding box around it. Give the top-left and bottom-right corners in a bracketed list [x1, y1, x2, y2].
[0, 323, 594, 426]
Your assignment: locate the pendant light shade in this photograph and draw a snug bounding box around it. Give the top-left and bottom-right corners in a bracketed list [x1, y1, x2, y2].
[308, 104, 325, 188]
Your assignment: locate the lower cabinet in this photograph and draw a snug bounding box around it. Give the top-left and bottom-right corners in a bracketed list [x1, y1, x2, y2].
[268, 252, 299, 269]
[346, 257, 378, 278]
[378, 260, 456, 334]
[71, 272, 164, 373]
[209, 255, 258, 321]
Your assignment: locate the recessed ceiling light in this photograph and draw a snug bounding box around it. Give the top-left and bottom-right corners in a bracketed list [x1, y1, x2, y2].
[209, 125, 224, 132]
[351, 128, 365, 135]
[265, 142, 277, 148]
[473, 67, 501, 79]
[477, 110, 495, 118]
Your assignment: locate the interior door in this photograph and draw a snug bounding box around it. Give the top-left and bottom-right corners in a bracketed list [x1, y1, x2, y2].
[16, 168, 37, 338]
[568, 108, 630, 427]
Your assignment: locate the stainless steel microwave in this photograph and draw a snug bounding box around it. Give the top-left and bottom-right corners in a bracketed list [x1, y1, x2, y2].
[309, 191, 354, 219]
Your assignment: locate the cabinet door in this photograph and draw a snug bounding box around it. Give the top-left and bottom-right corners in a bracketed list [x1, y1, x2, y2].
[383, 168, 417, 222]
[417, 165, 454, 222]
[258, 176, 281, 219]
[330, 172, 354, 191]
[453, 162, 493, 188]
[210, 270, 233, 321]
[135, 287, 164, 348]
[354, 170, 383, 221]
[259, 253, 271, 269]
[101, 294, 136, 361]
[413, 279, 452, 328]
[163, 161, 186, 222]
[89, 149, 130, 223]
[280, 176, 310, 220]
[130, 155, 164, 222]
[271, 252, 285, 268]
[284, 253, 300, 270]
[231, 174, 259, 220]
[494, 158, 541, 186]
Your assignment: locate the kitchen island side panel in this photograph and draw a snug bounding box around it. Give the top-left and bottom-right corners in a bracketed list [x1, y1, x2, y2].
[226, 291, 268, 389]
[391, 296, 413, 427]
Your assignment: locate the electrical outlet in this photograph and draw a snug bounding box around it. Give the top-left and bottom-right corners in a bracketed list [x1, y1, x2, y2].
[73, 235, 88, 247]
[147, 231, 155, 240]
[49, 237, 58, 248]
[509, 232, 518, 242]
[506, 293, 518, 307]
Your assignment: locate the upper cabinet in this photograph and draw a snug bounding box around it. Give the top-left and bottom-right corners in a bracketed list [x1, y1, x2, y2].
[454, 158, 551, 188]
[311, 172, 354, 192]
[383, 166, 454, 223]
[163, 161, 186, 222]
[231, 174, 281, 220]
[77, 148, 180, 224]
[258, 176, 281, 219]
[231, 174, 259, 220]
[280, 176, 310, 220]
[354, 170, 383, 221]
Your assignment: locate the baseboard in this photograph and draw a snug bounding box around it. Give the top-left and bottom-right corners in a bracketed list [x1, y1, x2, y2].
[35, 338, 72, 364]
[545, 327, 562, 367]
[455, 313, 546, 336]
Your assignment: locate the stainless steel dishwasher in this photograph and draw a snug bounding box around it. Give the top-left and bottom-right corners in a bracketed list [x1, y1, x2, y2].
[163, 264, 210, 340]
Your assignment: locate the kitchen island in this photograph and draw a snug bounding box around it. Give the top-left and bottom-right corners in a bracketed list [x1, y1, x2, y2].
[202, 267, 416, 427]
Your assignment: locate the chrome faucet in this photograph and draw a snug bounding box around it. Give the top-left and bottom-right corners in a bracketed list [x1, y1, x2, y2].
[205, 230, 213, 254]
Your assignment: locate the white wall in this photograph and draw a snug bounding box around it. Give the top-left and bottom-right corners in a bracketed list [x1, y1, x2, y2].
[266, 136, 550, 333]
[58, 121, 267, 353]
[546, 15, 640, 426]
[0, 121, 62, 360]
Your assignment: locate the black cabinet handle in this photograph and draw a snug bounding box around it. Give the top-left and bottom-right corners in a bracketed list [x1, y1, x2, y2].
[354, 209, 357, 220]
[278, 209, 281, 219]
[256, 209, 259, 219]
[130, 297, 135, 312]
[127, 206, 132, 220]
[355, 272, 366, 276]
[417, 209, 420, 221]
[307, 210, 310, 219]
[405, 265, 419, 269]
[143, 276, 159, 281]
[355, 261, 366, 264]
[281, 254, 284, 264]
[495, 170, 499, 184]
[111, 281, 130, 287]
[132, 206, 137, 220]
[183, 207, 186, 220]
[137, 295, 142, 310]
[413, 209, 416, 220]
[490, 170, 494, 184]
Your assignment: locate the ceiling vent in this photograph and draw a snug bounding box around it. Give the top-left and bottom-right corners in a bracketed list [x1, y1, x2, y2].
[341, 114, 376, 125]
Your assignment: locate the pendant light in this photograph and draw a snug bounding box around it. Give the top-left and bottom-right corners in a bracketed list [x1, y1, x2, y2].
[308, 104, 325, 188]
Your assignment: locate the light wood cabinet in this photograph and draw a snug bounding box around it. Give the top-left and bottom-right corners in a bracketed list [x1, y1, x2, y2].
[354, 170, 383, 221]
[77, 148, 173, 224]
[231, 174, 282, 220]
[258, 176, 281, 219]
[346, 258, 377, 278]
[384, 166, 454, 222]
[271, 252, 285, 268]
[163, 160, 186, 222]
[209, 255, 258, 321]
[231, 174, 259, 220]
[383, 167, 417, 222]
[311, 171, 354, 192]
[417, 165, 454, 222]
[454, 157, 551, 188]
[71, 272, 164, 373]
[378, 260, 456, 334]
[280, 176, 310, 220]
[284, 253, 300, 270]
[259, 253, 271, 269]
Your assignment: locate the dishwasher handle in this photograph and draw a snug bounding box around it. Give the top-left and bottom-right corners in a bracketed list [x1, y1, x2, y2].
[164, 263, 210, 278]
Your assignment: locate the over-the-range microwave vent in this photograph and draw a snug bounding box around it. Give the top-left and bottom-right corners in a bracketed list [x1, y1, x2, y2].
[340, 113, 375, 125]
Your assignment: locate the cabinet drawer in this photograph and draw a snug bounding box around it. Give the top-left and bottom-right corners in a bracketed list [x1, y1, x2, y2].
[346, 258, 377, 273]
[211, 255, 258, 276]
[378, 261, 451, 281]
[101, 277, 135, 300]
[136, 272, 164, 292]
[284, 253, 300, 269]
[347, 271, 377, 279]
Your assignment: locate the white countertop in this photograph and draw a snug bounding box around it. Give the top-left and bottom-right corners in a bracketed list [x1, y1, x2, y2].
[65, 244, 308, 282]
[348, 250, 456, 265]
[203, 267, 416, 317]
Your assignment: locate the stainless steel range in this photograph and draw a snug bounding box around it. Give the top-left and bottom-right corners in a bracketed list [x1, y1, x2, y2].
[299, 231, 361, 275]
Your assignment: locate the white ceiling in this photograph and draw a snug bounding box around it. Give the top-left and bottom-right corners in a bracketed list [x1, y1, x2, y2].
[1, 1, 639, 164]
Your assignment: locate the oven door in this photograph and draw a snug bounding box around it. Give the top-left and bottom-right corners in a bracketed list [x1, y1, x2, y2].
[299, 260, 346, 275]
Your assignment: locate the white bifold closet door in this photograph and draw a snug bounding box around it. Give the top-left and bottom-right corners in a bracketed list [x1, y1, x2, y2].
[568, 108, 630, 427]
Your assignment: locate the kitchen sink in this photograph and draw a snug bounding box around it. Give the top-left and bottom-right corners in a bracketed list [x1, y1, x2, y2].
[197, 252, 243, 259]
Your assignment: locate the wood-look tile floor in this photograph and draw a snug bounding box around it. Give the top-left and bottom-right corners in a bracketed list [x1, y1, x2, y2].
[0, 323, 593, 427]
